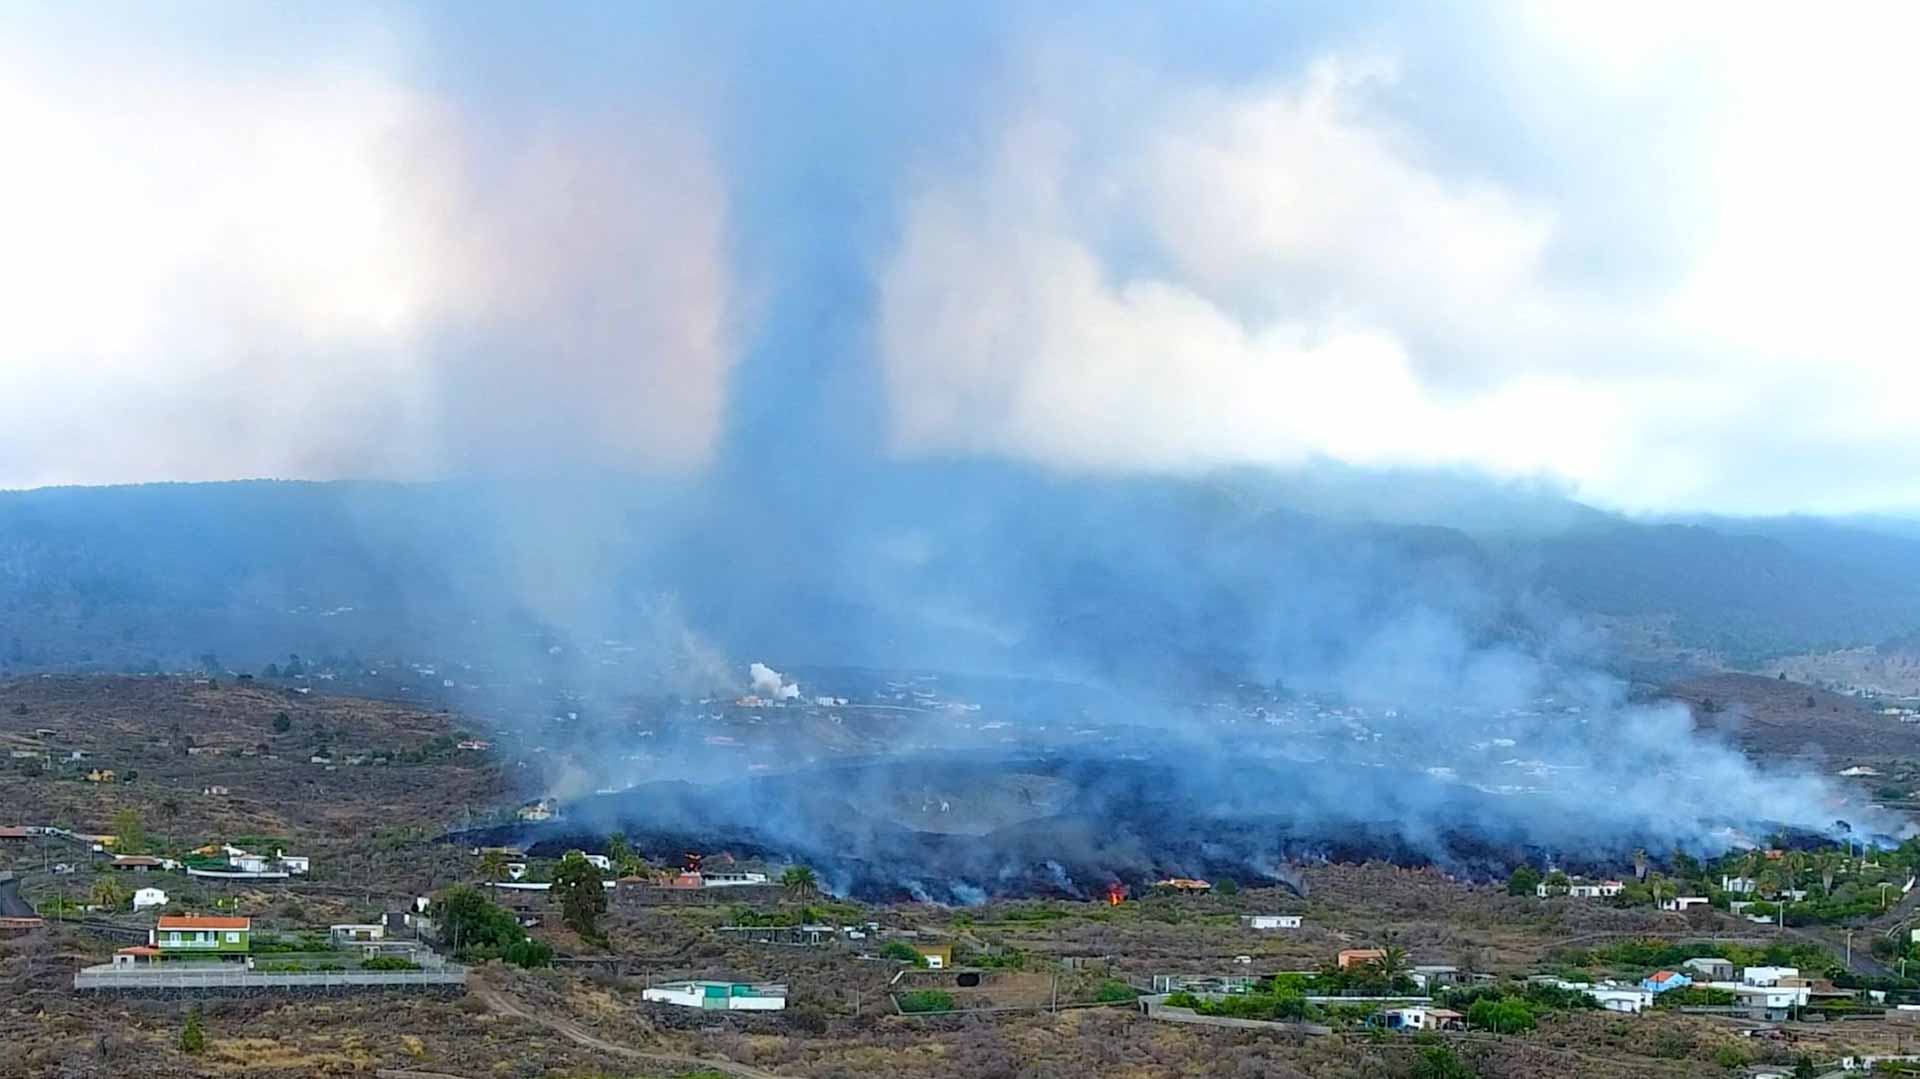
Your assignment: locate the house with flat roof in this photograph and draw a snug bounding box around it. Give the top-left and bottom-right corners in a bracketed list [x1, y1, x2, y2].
[642, 980, 787, 1011]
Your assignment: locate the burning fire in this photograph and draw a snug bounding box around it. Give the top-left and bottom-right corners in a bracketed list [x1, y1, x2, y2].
[1106, 881, 1128, 906]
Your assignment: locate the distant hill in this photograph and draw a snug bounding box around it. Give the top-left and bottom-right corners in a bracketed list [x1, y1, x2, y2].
[2, 475, 1918, 683]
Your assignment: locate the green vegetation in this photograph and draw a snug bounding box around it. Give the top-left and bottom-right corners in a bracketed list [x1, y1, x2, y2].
[1505, 865, 1541, 896]
[179, 1007, 206, 1053]
[880, 940, 925, 966]
[435, 885, 549, 967]
[781, 865, 818, 895]
[1093, 979, 1140, 1002]
[504, 938, 554, 968]
[1555, 937, 1834, 980]
[1466, 997, 1534, 1033]
[1410, 1046, 1476, 1079]
[1163, 987, 1313, 1022]
[1651, 986, 1735, 1009]
[111, 806, 146, 854]
[551, 850, 608, 940]
[90, 877, 129, 910]
[896, 990, 955, 1014]
[361, 956, 421, 971]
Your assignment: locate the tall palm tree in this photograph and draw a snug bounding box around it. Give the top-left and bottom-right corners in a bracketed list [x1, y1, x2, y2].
[1819, 851, 1840, 897]
[781, 865, 818, 897]
[1633, 849, 1649, 882]
[478, 849, 508, 887]
[1371, 943, 1410, 984]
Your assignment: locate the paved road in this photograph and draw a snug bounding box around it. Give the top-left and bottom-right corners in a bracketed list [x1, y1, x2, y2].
[0, 873, 34, 918]
[473, 983, 792, 1079]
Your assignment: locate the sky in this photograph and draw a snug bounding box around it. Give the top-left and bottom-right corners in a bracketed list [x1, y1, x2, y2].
[3, 1, 1917, 515]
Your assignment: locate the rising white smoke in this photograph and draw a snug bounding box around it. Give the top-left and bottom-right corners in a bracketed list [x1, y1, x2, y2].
[748, 661, 800, 700]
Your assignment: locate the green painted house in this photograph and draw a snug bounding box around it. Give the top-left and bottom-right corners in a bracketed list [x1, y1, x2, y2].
[152, 914, 251, 955]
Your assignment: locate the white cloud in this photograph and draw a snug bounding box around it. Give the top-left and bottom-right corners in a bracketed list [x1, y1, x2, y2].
[878, 19, 1920, 514]
[0, 28, 734, 488]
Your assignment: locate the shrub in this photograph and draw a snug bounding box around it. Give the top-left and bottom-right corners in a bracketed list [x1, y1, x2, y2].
[1411, 1045, 1476, 1079]
[179, 1008, 206, 1053]
[1094, 979, 1141, 1002]
[361, 956, 419, 971]
[897, 990, 955, 1014]
[503, 938, 552, 968]
[880, 940, 924, 965]
[1466, 997, 1534, 1034]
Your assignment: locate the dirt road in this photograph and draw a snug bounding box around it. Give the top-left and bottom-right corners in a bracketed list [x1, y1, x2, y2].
[473, 983, 792, 1079]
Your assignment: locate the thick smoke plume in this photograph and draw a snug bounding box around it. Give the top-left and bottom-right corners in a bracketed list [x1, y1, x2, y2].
[748, 662, 800, 701]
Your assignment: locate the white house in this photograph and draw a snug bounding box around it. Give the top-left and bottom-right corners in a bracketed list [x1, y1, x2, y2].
[641, 980, 787, 1011]
[581, 854, 612, 872]
[1537, 876, 1624, 899]
[1661, 896, 1711, 912]
[1378, 1006, 1464, 1031]
[1554, 980, 1651, 1013]
[1245, 915, 1302, 930]
[700, 871, 770, 888]
[1722, 875, 1759, 895]
[1706, 981, 1810, 1017]
[131, 887, 168, 911]
[1742, 966, 1799, 987]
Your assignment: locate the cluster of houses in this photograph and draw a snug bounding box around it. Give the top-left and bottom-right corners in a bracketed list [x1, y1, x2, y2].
[184, 844, 311, 880]
[1547, 960, 1819, 1021]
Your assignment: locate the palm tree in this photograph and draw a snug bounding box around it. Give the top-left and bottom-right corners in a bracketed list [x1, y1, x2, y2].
[1633, 849, 1649, 882]
[90, 877, 127, 911]
[1371, 943, 1410, 984]
[781, 865, 818, 897]
[478, 849, 508, 887]
[1648, 872, 1667, 910]
[1819, 851, 1840, 897]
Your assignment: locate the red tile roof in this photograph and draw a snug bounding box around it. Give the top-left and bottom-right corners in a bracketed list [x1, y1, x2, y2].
[157, 915, 250, 930]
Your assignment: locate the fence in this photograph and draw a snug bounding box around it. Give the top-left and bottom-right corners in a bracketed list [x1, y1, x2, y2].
[74, 965, 467, 992]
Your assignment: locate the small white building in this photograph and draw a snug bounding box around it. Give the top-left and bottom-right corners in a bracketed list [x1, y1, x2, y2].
[1556, 980, 1652, 1013]
[1379, 1005, 1464, 1031]
[641, 980, 787, 1011]
[582, 854, 612, 872]
[1245, 915, 1302, 930]
[131, 887, 168, 911]
[1661, 896, 1711, 912]
[700, 871, 770, 888]
[1742, 966, 1799, 987]
[329, 924, 386, 946]
[1722, 875, 1759, 895]
[1683, 957, 1736, 981]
